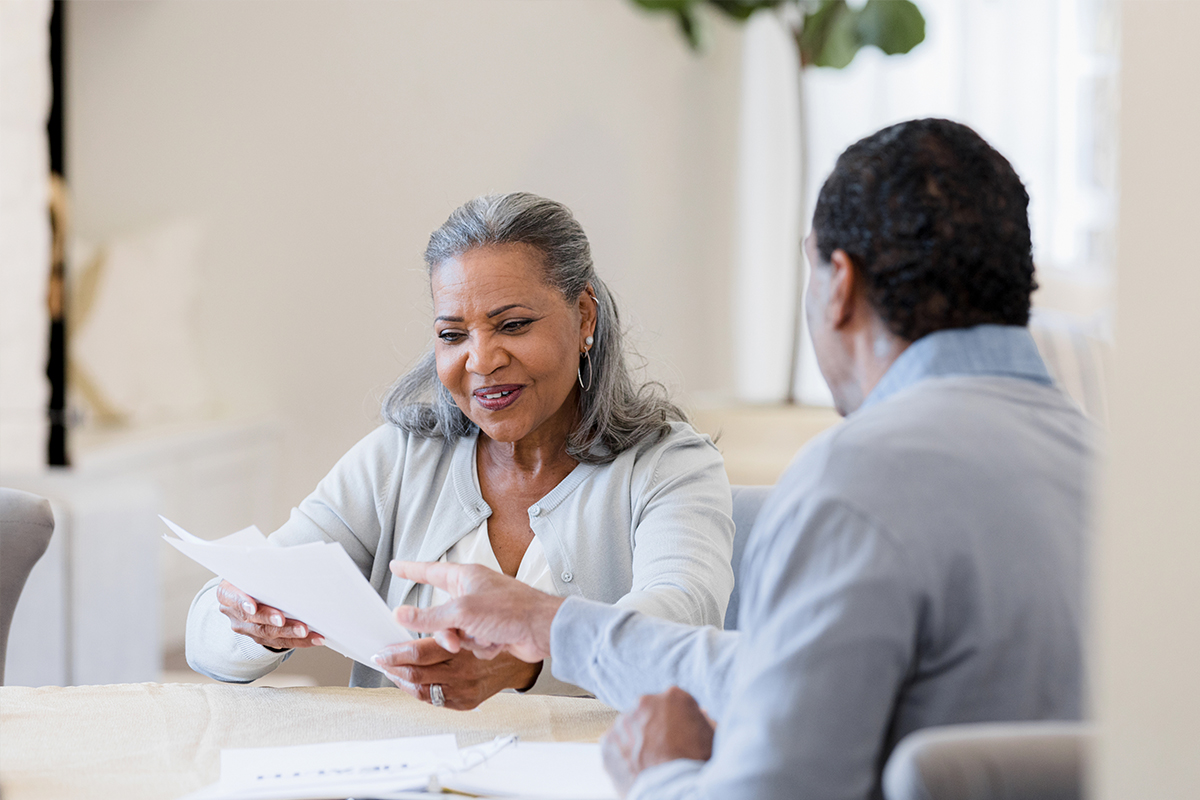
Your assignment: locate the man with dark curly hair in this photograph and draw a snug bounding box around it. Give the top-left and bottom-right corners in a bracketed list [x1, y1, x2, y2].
[388, 118, 1096, 800]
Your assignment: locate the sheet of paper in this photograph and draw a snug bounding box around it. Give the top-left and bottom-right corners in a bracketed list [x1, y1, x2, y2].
[179, 735, 460, 800]
[161, 516, 411, 665]
[439, 741, 618, 800]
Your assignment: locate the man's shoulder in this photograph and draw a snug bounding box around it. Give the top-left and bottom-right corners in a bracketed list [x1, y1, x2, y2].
[777, 375, 1096, 524]
[834, 374, 1092, 461]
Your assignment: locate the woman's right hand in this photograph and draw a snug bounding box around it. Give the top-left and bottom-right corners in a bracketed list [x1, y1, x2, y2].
[215, 580, 325, 650]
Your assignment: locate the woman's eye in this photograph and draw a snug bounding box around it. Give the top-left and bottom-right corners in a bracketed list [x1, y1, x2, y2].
[500, 319, 532, 333]
[437, 331, 465, 343]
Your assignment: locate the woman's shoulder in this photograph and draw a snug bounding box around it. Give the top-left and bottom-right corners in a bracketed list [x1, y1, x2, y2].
[339, 423, 463, 472]
[611, 420, 724, 480]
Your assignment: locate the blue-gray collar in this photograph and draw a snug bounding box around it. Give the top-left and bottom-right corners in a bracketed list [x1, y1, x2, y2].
[860, 324, 1052, 412]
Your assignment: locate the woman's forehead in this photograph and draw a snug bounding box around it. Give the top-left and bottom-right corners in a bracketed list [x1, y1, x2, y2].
[431, 244, 560, 313]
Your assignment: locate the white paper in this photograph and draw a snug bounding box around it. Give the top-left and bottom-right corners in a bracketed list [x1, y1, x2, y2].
[161, 516, 411, 665]
[438, 742, 618, 800]
[179, 735, 460, 800]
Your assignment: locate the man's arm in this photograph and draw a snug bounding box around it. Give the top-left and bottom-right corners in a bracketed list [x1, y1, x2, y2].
[389, 562, 740, 715]
[551, 597, 738, 716]
[619, 497, 922, 800]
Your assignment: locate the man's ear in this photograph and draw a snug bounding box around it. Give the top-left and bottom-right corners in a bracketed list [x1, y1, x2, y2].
[827, 249, 858, 329]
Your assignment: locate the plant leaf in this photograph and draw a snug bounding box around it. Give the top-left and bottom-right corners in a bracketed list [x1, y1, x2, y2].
[801, 1, 862, 68]
[676, 6, 704, 49]
[708, 0, 786, 21]
[855, 0, 925, 56]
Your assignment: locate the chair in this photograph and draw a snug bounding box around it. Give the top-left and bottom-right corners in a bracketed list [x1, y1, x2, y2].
[725, 485, 773, 630]
[0, 488, 56, 685]
[882, 722, 1090, 800]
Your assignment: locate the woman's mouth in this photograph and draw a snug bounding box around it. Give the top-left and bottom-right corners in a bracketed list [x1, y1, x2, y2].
[473, 385, 523, 411]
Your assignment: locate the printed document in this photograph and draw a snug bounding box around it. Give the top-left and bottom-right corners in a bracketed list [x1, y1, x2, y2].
[161, 517, 411, 666]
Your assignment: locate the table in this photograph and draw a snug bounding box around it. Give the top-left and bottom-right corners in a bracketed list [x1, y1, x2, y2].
[0, 682, 619, 799]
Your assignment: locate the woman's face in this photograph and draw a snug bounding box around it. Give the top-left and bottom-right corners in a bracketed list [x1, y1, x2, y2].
[431, 244, 596, 447]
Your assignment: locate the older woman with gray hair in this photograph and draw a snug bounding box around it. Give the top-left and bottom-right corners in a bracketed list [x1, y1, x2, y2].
[185, 192, 735, 709]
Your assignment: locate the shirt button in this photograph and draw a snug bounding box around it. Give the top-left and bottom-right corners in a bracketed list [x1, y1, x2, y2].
[529, 505, 541, 517]
[561, 571, 573, 583]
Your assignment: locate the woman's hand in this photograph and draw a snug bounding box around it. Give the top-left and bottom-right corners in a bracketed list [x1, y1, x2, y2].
[215, 580, 325, 651]
[372, 637, 542, 710]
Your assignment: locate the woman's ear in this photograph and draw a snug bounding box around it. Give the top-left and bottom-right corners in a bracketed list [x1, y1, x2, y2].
[579, 283, 599, 344]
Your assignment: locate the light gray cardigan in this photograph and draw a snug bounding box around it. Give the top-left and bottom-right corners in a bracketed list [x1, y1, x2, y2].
[186, 421, 735, 692]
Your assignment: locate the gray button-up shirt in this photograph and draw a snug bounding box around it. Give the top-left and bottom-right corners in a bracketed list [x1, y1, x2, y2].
[551, 324, 1096, 800]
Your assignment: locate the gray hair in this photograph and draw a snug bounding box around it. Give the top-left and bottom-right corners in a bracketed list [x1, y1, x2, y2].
[382, 192, 686, 464]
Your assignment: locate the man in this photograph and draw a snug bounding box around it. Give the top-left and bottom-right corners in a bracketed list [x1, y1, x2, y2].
[379, 119, 1095, 799]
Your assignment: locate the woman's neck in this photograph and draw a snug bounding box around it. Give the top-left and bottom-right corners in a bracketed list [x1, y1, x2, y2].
[476, 428, 577, 480]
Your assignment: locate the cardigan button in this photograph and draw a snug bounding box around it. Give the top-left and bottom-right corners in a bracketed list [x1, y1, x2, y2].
[561, 571, 573, 583]
[529, 505, 542, 517]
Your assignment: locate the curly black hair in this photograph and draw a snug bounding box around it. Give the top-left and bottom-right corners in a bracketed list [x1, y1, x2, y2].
[812, 118, 1037, 342]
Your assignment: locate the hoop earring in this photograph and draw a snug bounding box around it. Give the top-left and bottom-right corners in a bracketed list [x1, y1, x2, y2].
[577, 348, 594, 392]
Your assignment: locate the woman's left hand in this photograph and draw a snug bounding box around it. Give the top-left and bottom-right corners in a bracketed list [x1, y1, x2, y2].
[372, 637, 542, 710]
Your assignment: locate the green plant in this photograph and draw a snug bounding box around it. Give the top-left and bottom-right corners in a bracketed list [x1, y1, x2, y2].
[631, 0, 924, 66]
[630, 0, 925, 402]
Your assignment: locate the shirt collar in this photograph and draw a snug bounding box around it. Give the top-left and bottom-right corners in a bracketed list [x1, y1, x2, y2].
[860, 324, 1052, 412]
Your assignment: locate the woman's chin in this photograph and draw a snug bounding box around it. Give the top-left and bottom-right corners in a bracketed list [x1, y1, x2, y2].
[476, 421, 531, 444]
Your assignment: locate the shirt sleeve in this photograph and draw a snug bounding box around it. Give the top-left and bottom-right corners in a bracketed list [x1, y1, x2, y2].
[549, 596, 740, 716]
[628, 495, 924, 800]
[617, 429, 736, 629]
[184, 576, 291, 683]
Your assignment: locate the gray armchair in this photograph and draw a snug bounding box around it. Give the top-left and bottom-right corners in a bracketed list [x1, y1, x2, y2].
[725, 485, 772, 630]
[882, 722, 1090, 800]
[0, 488, 55, 685]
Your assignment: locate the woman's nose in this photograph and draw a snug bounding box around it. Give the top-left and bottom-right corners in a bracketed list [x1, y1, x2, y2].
[466, 335, 508, 375]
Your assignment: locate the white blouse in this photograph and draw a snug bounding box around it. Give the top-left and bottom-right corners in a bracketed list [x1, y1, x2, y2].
[421, 520, 559, 608]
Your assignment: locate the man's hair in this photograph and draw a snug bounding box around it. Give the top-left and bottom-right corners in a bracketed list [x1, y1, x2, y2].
[812, 118, 1037, 342]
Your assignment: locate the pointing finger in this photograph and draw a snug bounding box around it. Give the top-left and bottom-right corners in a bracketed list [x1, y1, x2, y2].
[390, 560, 454, 593]
[394, 601, 463, 637]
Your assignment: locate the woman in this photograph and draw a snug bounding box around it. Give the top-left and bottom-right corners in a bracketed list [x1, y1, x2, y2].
[185, 193, 734, 709]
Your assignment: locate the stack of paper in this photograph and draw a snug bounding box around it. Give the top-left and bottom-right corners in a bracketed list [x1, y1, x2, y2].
[161, 517, 412, 666]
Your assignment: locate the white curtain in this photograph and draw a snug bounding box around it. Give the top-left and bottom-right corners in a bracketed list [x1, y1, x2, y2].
[0, 0, 52, 473]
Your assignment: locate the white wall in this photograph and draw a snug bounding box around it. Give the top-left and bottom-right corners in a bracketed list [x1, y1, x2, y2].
[0, 0, 51, 474]
[1093, 1, 1200, 796]
[66, 0, 740, 518]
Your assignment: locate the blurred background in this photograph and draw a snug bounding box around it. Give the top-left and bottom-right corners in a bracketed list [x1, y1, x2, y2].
[1, 2, 1197, 794]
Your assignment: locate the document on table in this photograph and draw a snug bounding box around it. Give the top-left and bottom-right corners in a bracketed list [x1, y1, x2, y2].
[179, 735, 618, 800]
[179, 734, 461, 800]
[161, 516, 412, 666]
[441, 740, 618, 799]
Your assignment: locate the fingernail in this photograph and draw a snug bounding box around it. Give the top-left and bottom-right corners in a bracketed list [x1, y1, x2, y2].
[312, 636, 324, 646]
[371, 654, 382, 665]
[242, 601, 255, 615]
[293, 625, 306, 637]
[270, 614, 284, 627]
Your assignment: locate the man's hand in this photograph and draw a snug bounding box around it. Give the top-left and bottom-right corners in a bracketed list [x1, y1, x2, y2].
[600, 687, 715, 798]
[389, 561, 564, 663]
[372, 636, 541, 710]
[215, 580, 325, 650]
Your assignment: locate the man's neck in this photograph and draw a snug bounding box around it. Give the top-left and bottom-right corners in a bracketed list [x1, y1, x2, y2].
[839, 321, 910, 415]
